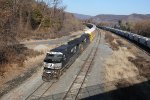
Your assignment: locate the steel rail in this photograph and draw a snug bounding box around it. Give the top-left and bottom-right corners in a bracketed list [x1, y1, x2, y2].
[63, 30, 101, 100]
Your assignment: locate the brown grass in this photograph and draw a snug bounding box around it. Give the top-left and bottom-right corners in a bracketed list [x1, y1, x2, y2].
[105, 32, 119, 50]
[105, 31, 128, 51]
[0, 44, 42, 77]
[104, 48, 139, 82]
[128, 56, 150, 79]
[103, 29, 150, 100]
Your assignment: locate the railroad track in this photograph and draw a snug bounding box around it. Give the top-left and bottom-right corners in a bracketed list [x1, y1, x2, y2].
[25, 51, 81, 100]
[25, 47, 86, 100]
[63, 30, 101, 100]
[126, 39, 150, 56]
[25, 41, 87, 100]
[25, 30, 100, 100]
[25, 81, 55, 100]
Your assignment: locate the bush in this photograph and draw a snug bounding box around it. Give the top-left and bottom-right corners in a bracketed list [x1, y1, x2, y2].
[117, 20, 150, 38]
[31, 8, 43, 29]
[0, 44, 41, 75]
[130, 20, 150, 37]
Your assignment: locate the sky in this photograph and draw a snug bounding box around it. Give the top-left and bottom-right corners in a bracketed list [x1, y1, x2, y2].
[62, 0, 150, 16]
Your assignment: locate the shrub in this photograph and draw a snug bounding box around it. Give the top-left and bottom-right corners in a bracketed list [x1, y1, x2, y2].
[131, 20, 150, 37]
[31, 8, 43, 29]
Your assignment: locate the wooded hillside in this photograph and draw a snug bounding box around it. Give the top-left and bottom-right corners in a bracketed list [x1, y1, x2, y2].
[0, 0, 83, 76]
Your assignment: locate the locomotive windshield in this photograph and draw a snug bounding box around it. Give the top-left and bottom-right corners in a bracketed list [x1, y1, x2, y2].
[44, 53, 63, 63]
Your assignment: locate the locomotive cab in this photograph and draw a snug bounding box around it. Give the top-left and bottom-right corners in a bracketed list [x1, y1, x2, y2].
[43, 52, 63, 70]
[43, 45, 68, 77]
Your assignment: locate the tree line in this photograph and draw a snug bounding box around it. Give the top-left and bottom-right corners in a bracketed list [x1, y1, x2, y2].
[117, 20, 150, 38]
[97, 20, 150, 38]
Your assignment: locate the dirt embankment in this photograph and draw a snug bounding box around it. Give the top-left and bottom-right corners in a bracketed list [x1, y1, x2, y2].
[103, 30, 150, 100]
[0, 44, 57, 97]
[0, 29, 83, 97]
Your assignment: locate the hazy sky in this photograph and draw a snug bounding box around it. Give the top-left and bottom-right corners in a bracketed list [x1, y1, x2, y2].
[62, 0, 150, 16]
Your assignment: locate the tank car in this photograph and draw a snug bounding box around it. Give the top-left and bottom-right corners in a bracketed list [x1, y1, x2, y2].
[133, 34, 141, 42]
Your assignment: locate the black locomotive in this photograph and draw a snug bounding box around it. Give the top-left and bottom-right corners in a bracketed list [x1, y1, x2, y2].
[42, 34, 90, 81]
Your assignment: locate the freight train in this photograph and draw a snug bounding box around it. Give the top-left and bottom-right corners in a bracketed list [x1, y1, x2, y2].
[99, 26, 150, 49]
[42, 24, 96, 81]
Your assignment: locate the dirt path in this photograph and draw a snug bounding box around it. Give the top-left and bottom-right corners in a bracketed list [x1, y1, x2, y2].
[21, 30, 84, 46]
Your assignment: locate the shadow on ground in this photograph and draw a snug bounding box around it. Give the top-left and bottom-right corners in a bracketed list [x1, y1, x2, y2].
[82, 80, 150, 100]
[39, 78, 150, 100]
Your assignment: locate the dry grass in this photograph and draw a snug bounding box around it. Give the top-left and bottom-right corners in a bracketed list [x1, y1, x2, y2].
[128, 56, 150, 79]
[104, 30, 150, 83]
[103, 30, 150, 99]
[0, 44, 57, 90]
[105, 32, 118, 50]
[105, 31, 128, 51]
[0, 44, 42, 77]
[104, 48, 139, 82]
